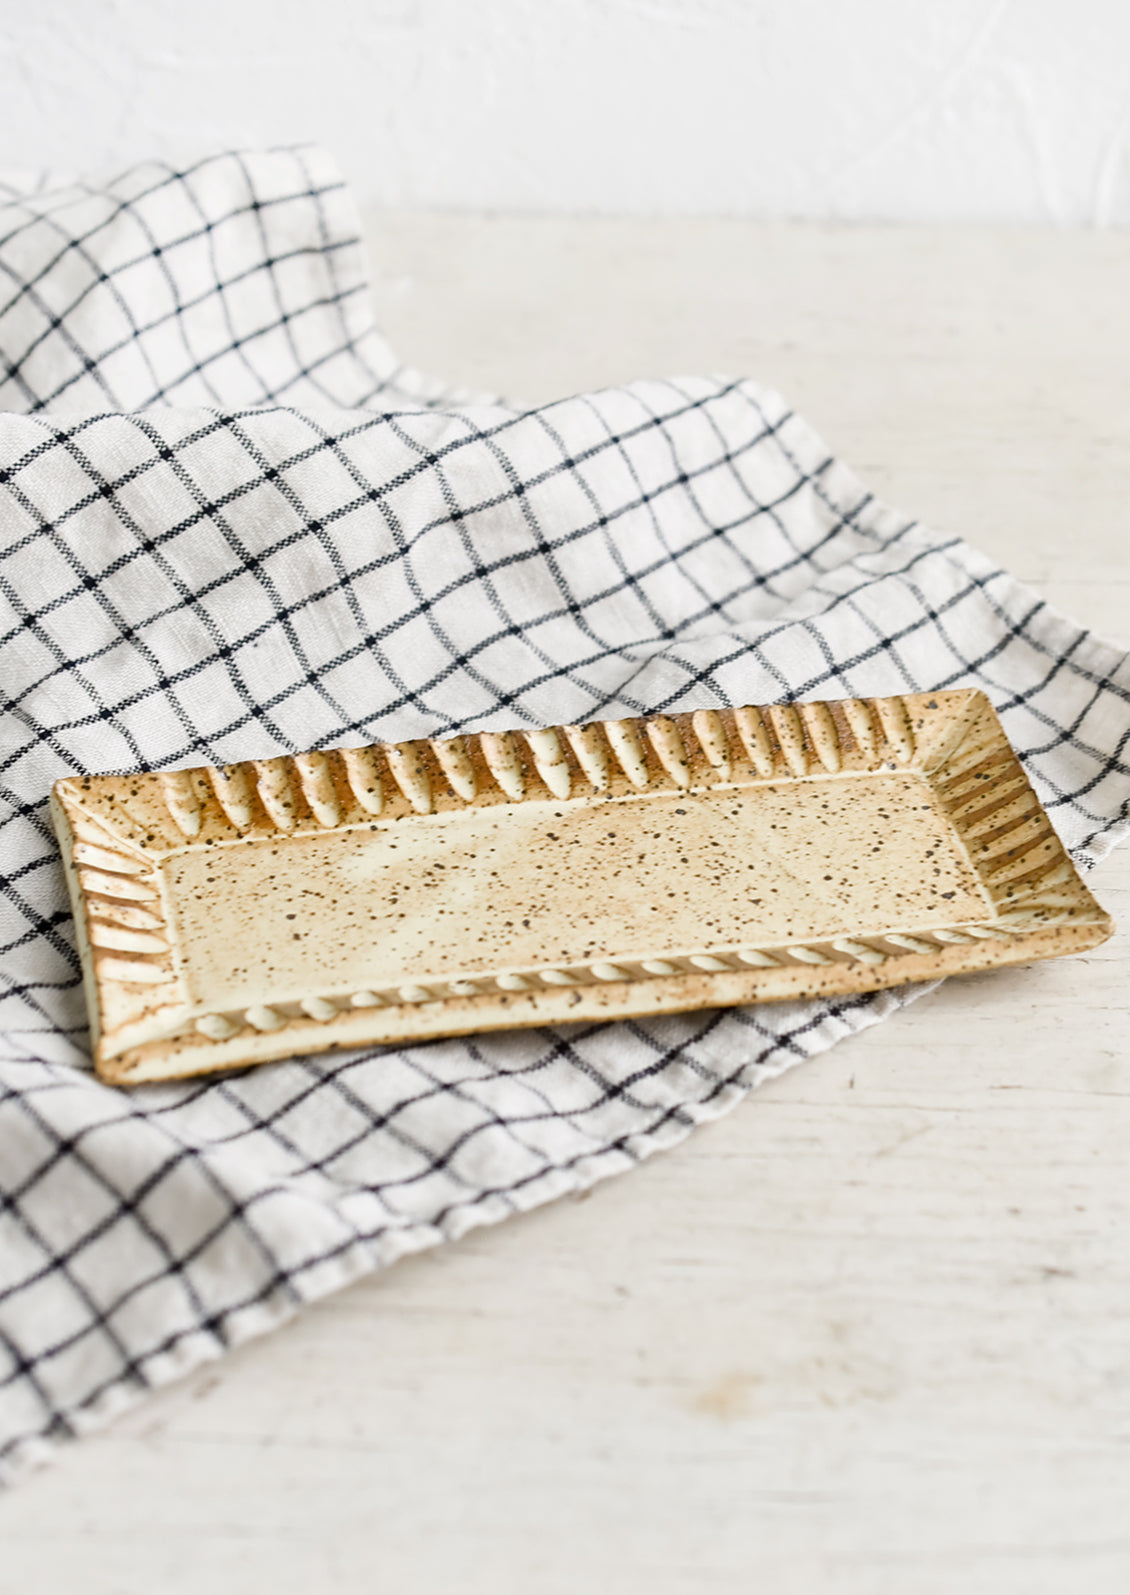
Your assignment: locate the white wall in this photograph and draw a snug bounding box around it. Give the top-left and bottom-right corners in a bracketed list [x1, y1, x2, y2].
[3, 0, 1130, 224]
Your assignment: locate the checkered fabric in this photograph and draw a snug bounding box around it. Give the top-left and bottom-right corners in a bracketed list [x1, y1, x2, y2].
[3, 157, 1130, 1487]
[0, 145, 457, 414]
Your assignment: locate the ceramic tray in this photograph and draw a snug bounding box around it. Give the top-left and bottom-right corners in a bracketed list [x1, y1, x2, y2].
[52, 689, 1113, 1086]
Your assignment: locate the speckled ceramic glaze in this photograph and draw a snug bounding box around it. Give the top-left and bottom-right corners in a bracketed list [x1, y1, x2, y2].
[51, 690, 1114, 1086]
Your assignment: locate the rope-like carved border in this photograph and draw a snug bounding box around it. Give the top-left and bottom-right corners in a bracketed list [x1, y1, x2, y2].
[180, 919, 1023, 1045]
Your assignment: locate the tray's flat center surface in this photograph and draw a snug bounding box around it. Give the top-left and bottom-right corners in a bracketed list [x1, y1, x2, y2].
[163, 772, 987, 1008]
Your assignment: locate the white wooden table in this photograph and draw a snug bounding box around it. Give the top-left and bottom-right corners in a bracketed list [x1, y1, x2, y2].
[6, 217, 1130, 1594]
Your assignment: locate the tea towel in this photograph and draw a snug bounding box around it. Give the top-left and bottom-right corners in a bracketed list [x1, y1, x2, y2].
[2, 148, 1129, 1485]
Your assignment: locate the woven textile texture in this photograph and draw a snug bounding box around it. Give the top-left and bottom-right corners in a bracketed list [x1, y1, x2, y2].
[0, 145, 456, 413]
[3, 152, 1130, 1486]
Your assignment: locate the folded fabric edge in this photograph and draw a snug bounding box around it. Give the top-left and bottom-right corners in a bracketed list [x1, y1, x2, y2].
[0, 983, 916, 1490]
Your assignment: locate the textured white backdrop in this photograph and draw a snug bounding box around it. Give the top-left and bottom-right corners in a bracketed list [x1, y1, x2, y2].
[2, 0, 1130, 224]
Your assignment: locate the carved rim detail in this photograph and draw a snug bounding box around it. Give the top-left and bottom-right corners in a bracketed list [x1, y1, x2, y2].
[171, 920, 1026, 1048]
[148, 697, 922, 841]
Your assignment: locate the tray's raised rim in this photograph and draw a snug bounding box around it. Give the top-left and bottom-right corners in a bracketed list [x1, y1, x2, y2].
[51, 690, 1114, 1086]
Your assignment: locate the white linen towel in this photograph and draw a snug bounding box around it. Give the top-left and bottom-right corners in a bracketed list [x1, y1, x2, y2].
[2, 146, 1129, 1484]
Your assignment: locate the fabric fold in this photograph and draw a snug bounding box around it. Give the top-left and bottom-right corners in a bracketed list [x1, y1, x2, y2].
[0, 144, 465, 413]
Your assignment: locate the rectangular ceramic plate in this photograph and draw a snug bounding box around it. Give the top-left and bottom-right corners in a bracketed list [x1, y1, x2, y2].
[52, 689, 1113, 1086]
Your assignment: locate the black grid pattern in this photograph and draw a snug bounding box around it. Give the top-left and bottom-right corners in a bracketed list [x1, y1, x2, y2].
[2, 157, 1130, 1487]
[0, 145, 460, 415]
